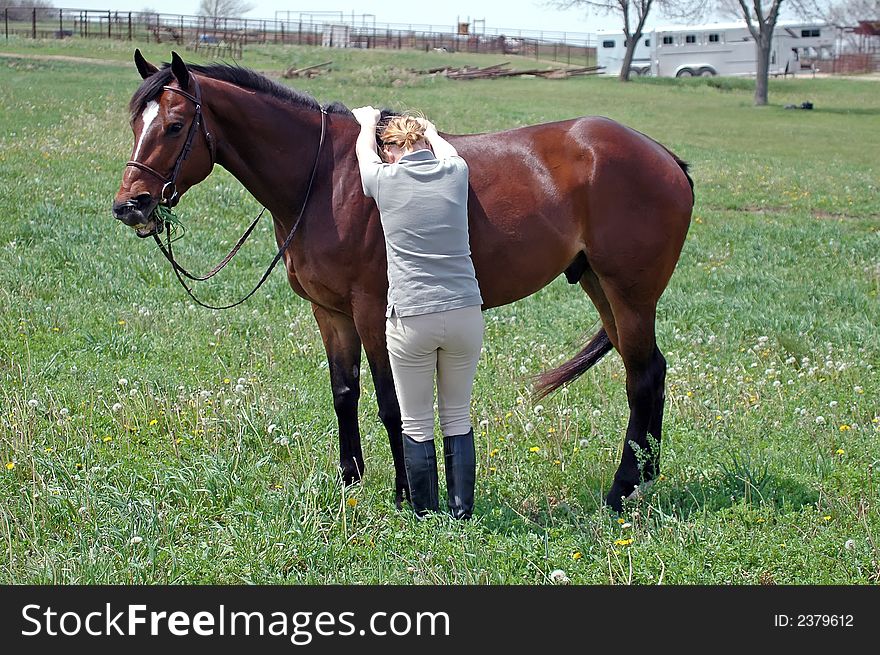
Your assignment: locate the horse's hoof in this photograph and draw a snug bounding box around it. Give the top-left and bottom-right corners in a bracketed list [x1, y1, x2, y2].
[340, 459, 364, 487]
[626, 480, 655, 501]
[605, 480, 635, 512]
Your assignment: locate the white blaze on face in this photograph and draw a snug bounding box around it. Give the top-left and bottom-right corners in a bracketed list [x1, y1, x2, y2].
[126, 100, 160, 179]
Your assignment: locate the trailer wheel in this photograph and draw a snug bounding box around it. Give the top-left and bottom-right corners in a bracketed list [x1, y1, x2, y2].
[698, 67, 716, 77]
[628, 67, 642, 77]
[676, 68, 694, 78]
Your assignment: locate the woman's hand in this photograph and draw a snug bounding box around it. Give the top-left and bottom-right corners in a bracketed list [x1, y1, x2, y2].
[352, 106, 381, 129]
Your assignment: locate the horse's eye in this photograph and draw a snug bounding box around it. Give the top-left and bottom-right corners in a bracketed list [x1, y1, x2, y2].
[167, 122, 184, 135]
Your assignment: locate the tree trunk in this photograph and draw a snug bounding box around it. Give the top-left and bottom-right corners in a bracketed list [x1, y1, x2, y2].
[754, 34, 772, 106]
[618, 34, 640, 82]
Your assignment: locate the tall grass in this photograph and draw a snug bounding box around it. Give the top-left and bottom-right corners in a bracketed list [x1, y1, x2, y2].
[0, 40, 878, 584]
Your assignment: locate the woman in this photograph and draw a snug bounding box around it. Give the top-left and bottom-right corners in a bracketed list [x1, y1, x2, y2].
[352, 106, 483, 519]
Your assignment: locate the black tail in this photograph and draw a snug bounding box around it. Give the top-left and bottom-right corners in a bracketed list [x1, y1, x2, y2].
[533, 328, 613, 398]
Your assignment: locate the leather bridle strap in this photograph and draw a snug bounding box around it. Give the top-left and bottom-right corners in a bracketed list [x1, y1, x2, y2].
[126, 78, 215, 207]
[153, 107, 328, 311]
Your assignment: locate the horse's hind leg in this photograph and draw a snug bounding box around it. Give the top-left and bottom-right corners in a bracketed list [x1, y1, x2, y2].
[601, 296, 666, 511]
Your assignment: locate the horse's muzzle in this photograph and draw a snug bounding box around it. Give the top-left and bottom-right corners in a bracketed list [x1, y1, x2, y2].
[112, 193, 162, 238]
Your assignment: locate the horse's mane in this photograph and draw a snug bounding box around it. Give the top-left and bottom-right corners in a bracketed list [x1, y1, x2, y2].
[129, 62, 353, 119]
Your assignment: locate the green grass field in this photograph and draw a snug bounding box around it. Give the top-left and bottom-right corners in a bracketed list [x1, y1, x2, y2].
[0, 37, 878, 584]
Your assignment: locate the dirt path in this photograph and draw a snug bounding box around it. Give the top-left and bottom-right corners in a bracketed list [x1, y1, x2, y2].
[0, 51, 129, 66]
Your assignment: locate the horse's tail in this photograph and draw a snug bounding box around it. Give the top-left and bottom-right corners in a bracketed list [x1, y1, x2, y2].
[533, 328, 613, 398]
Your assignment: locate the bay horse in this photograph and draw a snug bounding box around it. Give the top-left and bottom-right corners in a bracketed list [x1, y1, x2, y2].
[112, 51, 693, 512]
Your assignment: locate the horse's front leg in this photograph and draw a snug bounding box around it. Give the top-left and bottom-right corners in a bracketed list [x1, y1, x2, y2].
[353, 303, 408, 509]
[312, 303, 364, 486]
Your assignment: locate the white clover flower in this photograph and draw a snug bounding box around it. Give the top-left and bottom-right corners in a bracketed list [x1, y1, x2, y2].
[854, 386, 864, 394]
[111, 402, 123, 413]
[59, 408, 69, 416]
[130, 536, 143, 545]
[128, 388, 138, 398]
[592, 409, 601, 417]
[829, 400, 838, 408]
[549, 569, 570, 585]
[118, 378, 128, 387]
[845, 539, 855, 550]
[237, 377, 247, 386]
[267, 423, 278, 434]
[479, 419, 490, 428]
[815, 416, 826, 425]
[27, 399, 39, 408]
[533, 405, 544, 415]
[621, 522, 632, 529]
[524, 422, 534, 432]
[234, 384, 245, 394]
[579, 439, 589, 447]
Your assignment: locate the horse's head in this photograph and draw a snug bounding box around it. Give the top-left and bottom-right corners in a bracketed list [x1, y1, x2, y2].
[112, 50, 215, 238]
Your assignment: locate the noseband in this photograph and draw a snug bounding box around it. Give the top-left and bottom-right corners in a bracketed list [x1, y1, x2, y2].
[126, 77, 215, 206]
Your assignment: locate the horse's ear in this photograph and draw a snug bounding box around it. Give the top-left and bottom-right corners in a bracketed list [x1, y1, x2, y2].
[134, 48, 158, 79]
[170, 51, 190, 90]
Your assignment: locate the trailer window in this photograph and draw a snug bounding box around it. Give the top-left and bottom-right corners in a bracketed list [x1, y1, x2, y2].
[602, 40, 615, 48]
[708, 33, 720, 43]
[685, 34, 696, 44]
[801, 28, 820, 37]
[662, 36, 674, 45]
[644, 39, 650, 47]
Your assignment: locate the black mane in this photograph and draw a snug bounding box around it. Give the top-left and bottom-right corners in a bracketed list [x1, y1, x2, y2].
[129, 62, 352, 119]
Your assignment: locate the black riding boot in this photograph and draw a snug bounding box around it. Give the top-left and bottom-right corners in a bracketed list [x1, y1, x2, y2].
[443, 429, 476, 519]
[402, 434, 439, 517]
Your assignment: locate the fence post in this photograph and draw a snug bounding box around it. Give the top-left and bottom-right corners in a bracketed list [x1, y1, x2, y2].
[5, 8, 8, 41]
[107, 11, 110, 39]
[32, 8, 36, 39]
[128, 12, 131, 40]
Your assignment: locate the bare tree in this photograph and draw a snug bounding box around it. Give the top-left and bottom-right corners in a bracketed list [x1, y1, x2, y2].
[550, 0, 659, 81]
[719, 0, 786, 105]
[1, 0, 55, 21]
[198, 0, 255, 28]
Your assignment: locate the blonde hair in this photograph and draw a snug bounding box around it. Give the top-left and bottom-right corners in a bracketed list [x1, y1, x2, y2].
[380, 115, 427, 151]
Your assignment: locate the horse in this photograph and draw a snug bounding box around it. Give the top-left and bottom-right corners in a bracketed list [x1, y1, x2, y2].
[112, 51, 694, 512]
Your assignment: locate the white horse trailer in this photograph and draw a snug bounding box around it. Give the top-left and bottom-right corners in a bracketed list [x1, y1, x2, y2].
[597, 22, 835, 78]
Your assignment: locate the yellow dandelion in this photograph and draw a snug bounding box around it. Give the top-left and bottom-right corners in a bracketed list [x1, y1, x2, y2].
[489, 466, 496, 473]
[5, 462, 14, 471]
[149, 419, 158, 426]
[505, 412, 512, 418]
[554, 459, 561, 465]
[614, 538, 634, 547]
[75, 463, 83, 470]
[175, 438, 183, 444]
[223, 378, 231, 384]
[572, 552, 582, 560]
[117, 319, 126, 325]
[45, 447, 54, 453]
[836, 448, 845, 455]
[659, 474, 667, 481]
[618, 518, 625, 524]
[822, 515, 832, 521]
[52, 327, 60, 332]
[839, 424, 851, 432]
[489, 448, 499, 457]
[548, 427, 555, 434]
[346, 497, 358, 508]
[529, 446, 540, 453]
[102, 436, 112, 443]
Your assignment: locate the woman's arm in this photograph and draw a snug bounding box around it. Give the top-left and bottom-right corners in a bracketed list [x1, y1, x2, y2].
[352, 106, 382, 166]
[422, 120, 458, 160]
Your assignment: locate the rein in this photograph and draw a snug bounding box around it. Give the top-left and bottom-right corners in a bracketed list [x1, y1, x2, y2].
[131, 77, 328, 310]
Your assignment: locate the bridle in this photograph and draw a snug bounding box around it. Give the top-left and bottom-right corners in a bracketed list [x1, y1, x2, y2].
[125, 74, 328, 311]
[126, 76, 215, 207]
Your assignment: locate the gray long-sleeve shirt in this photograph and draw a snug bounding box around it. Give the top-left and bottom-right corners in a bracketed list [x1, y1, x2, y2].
[359, 149, 483, 318]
